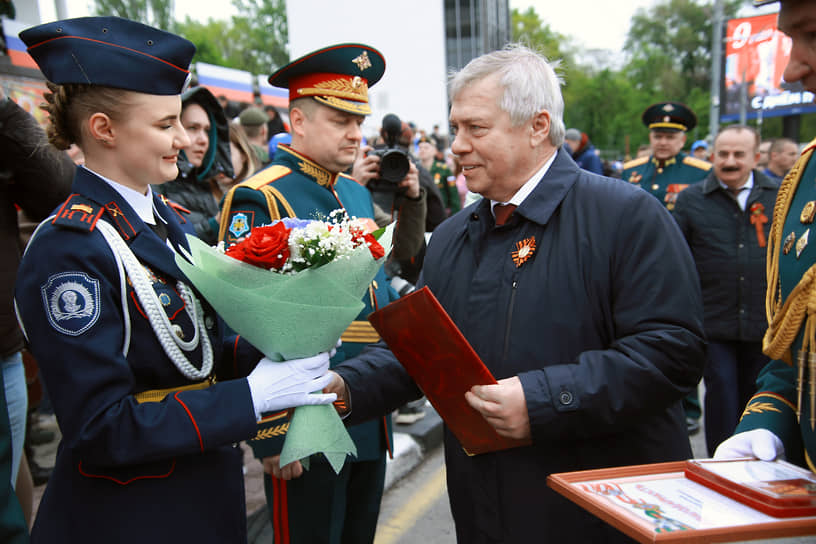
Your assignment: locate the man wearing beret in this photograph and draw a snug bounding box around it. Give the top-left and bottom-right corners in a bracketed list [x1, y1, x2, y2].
[238, 106, 271, 167]
[622, 101, 712, 436]
[218, 44, 424, 544]
[715, 0, 816, 475]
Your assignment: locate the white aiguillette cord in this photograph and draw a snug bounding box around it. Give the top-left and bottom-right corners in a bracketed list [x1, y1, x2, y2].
[96, 220, 213, 380]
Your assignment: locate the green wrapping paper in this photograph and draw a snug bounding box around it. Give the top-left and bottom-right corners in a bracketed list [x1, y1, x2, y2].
[174, 223, 394, 473]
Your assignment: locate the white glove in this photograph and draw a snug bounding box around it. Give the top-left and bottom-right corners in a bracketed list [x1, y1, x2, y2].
[713, 429, 785, 461]
[246, 352, 337, 419]
[330, 339, 341, 358]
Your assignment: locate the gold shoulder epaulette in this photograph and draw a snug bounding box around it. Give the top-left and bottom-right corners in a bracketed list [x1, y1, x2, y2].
[238, 165, 292, 190]
[683, 156, 713, 171]
[623, 156, 649, 170]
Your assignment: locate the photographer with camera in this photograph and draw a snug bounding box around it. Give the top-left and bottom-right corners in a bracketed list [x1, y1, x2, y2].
[352, 144, 426, 269]
[362, 114, 446, 286]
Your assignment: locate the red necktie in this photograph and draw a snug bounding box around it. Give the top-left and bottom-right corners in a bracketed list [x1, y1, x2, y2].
[494, 203, 517, 226]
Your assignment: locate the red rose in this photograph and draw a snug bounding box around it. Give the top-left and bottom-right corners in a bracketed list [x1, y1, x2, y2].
[225, 223, 291, 270]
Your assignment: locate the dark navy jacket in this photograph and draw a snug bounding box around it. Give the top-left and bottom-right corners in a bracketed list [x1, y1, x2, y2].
[15, 168, 261, 543]
[672, 170, 779, 341]
[336, 149, 706, 543]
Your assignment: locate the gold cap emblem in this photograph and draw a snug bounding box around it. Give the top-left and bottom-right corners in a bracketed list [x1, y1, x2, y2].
[352, 51, 372, 71]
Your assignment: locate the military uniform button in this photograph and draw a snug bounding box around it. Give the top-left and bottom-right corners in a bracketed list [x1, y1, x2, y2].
[559, 391, 573, 405]
[470, 213, 479, 221]
[173, 324, 184, 339]
[205, 316, 215, 330]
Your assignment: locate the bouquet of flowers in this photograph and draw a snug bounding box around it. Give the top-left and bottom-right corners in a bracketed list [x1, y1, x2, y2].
[175, 210, 393, 473]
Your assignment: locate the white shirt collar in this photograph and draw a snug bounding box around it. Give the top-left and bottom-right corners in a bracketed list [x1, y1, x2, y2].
[81, 165, 158, 225]
[491, 149, 558, 213]
[718, 172, 754, 211]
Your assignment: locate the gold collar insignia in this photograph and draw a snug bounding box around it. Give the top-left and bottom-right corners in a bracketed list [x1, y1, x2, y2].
[297, 159, 335, 187]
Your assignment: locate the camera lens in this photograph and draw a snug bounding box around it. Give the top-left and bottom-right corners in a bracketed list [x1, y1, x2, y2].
[379, 150, 410, 183]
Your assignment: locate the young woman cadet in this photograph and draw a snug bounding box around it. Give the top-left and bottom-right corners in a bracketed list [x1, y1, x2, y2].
[13, 17, 335, 543]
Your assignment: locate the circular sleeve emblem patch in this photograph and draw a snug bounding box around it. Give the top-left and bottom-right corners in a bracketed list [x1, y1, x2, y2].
[40, 272, 101, 336]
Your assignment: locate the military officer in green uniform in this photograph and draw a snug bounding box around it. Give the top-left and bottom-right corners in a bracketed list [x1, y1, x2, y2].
[218, 44, 423, 544]
[623, 101, 711, 435]
[715, 0, 816, 473]
[622, 101, 712, 211]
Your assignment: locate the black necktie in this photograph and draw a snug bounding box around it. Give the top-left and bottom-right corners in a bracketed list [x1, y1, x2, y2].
[150, 215, 168, 243]
[494, 203, 517, 226]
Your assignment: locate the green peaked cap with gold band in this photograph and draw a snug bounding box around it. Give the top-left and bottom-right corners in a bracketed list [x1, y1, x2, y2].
[641, 101, 697, 133]
[269, 43, 385, 116]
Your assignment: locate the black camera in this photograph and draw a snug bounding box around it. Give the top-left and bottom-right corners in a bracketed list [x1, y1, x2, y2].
[368, 113, 410, 191]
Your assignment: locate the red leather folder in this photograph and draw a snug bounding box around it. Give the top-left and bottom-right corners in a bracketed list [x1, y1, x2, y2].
[368, 286, 531, 455]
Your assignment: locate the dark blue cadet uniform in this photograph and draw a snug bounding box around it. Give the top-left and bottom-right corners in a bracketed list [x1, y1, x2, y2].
[15, 168, 263, 542]
[15, 16, 273, 543]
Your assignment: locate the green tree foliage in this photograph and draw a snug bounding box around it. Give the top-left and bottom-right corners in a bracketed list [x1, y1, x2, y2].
[564, 68, 650, 159]
[228, 0, 289, 74]
[94, 0, 289, 76]
[620, 0, 742, 151]
[512, 1, 758, 159]
[624, 0, 742, 98]
[511, 7, 572, 66]
[172, 18, 232, 67]
[92, 0, 173, 30]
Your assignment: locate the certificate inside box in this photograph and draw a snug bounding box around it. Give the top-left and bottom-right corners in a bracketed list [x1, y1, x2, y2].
[547, 461, 816, 543]
[367, 286, 530, 455]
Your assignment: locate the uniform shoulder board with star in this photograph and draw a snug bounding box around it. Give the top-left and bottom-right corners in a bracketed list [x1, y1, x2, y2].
[623, 156, 649, 170]
[682, 156, 713, 171]
[51, 194, 105, 233]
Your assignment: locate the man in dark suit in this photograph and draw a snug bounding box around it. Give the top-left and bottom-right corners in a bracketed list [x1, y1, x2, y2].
[326, 44, 705, 543]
